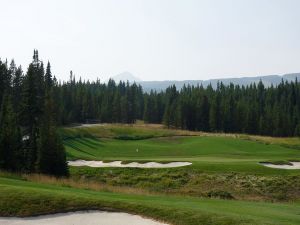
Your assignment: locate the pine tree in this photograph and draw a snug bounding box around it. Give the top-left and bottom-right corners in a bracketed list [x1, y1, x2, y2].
[295, 124, 300, 137]
[12, 66, 23, 116]
[163, 85, 178, 128]
[0, 60, 10, 107]
[37, 60, 68, 176]
[112, 91, 121, 122]
[143, 95, 151, 123]
[0, 95, 21, 171]
[199, 95, 210, 131]
[20, 50, 45, 171]
[45, 61, 53, 91]
[37, 93, 69, 176]
[209, 93, 221, 131]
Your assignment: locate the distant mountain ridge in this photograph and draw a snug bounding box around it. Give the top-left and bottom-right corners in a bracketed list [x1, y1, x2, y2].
[138, 73, 300, 92]
[111, 72, 300, 92]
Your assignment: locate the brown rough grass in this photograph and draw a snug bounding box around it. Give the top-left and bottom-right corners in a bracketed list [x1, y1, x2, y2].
[23, 173, 154, 196]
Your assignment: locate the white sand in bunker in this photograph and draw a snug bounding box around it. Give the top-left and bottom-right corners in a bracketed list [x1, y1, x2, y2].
[0, 211, 169, 225]
[68, 160, 192, 168]
[260, 162, 300, 169]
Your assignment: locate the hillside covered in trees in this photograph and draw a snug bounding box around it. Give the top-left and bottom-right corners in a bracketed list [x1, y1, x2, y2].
[46, 61, 300, 137]
[0, 51, 300, 175]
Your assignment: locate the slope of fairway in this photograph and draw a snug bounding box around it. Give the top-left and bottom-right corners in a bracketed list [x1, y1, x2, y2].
[64, 135, 300, 174]
[1, 176, 300, 225]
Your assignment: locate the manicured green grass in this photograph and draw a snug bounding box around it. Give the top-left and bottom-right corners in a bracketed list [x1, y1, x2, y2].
[60, 125, 300, 201]
[64, 133, 300, 174]
[1, 125, 300, 224]
[1, 176, 300, 225]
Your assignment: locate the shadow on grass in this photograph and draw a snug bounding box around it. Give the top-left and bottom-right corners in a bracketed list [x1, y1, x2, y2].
[75, 138, 104, 149]
[64, 140, 96, 157]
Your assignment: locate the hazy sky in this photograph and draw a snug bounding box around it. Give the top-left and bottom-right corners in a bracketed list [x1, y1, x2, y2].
[1, 0, 300, 81]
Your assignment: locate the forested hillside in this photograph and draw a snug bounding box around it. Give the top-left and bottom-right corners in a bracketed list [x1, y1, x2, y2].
[52, 66, 300, 137]
[1, 51, 300, 156]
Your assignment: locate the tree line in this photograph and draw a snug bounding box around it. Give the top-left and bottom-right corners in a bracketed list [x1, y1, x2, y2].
[0, 51, 68, 176]
[1, 51, 300, 174]
[51, 66, 300, 138]
[159, 82, 300, 137]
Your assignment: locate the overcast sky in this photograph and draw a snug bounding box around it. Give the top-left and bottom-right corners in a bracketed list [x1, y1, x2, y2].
[1, 0, 300, 81]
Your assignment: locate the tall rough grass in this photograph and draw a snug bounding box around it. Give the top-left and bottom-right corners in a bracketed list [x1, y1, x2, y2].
[22, 173, 154, 196]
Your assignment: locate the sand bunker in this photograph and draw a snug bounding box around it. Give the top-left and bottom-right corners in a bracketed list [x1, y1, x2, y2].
[68, 160, 192, 168]
[0, 211, 168, 225]
[260, 161, 300, 169]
